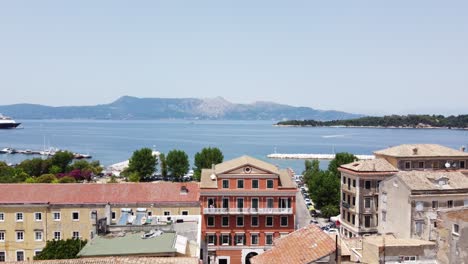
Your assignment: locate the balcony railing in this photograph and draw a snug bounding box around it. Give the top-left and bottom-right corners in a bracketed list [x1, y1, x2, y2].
[203, 207, 293, 215]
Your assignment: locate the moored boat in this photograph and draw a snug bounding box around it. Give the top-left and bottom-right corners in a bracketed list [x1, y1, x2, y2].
[0, 114, 21, 129]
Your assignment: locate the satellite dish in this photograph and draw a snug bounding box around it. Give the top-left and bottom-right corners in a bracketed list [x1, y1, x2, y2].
[445, 162, 451, 168]
[210, 173, 216, 180]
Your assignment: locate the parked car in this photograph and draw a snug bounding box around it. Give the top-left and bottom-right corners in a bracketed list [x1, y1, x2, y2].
[309, 219, 319, 225]
[304, 198, 311, 203]
[326, 228, 339, 235]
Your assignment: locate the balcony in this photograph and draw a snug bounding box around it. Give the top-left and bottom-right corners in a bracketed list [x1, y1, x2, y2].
[203, 207, 293, 215]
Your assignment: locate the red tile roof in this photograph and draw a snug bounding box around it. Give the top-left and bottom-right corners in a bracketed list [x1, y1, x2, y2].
[251, 224, 336, 264]
[0, 182, 200, 205]
[4, 257, 200, 264]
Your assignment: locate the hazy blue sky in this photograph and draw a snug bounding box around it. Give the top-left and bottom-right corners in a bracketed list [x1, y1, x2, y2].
[0, 1, 467, 115]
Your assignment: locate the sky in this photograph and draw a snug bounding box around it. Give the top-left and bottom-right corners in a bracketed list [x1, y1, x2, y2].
[0, 1, 467, 115]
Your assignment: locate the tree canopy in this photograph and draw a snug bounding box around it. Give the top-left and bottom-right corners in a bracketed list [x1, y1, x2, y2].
[127, 148, 158, 181]
[159, 153, 168, 177]
[34, 239, 87, 260]
[328, 152, 358, 178]
[50, 151, 74, 172]
[193, 147, 224, 181]
[166, 149, 189, 180]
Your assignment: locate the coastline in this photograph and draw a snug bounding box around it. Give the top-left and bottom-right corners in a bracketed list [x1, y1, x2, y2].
[273, 124, 468, 130]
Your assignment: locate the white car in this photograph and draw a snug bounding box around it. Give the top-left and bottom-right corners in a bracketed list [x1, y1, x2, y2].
[326, 228, 339, 235]
[304, 198, 311, 203]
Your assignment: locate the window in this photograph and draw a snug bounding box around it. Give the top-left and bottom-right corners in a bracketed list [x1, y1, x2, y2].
[111, 211, 116, 220]
[16, 251, 24, 262]
[280, 216, 288, 227]
[405, 161, 411, 169]
[72, 212, 79, 221]
[266, 198, 274, 208]
[347, 212, 350, 222]
[364, 216, 371, 228]
[415, 221, 424, 235]
[207, 216, 215, 227]
[53, 212, 61, 221]
[251, 234, 259, 245]
[35, 231, 43, 241]
[267, 180, 274, 188]
[432, 201, 438, 209]
[207, 234, 215, 245]
[164, 211, 170, 216]
[0, 232, 4, 242]
[448, 200, 453, 208]
[266, 234, 273, 245]
[235, 234, 244, 245]
[54, 231, 61, 240]
[453, 224, 459, 236]
[266, 216, 273, 227]
[347, 178, 351, 189]
[222, 179, 229, 188]
[415, 201, 424, 211]
[252, 179, 259, 189]
[221, 234, 230, 245]
[342, 176, 346, 184]
[418, 161, 424, 168]
[342, 192, 346, 201]
[352, 197, 356, 206]
[0, 252, 5, 262]
[352, 179, 356, 187]
[222, 216, 229, 227]
[365, 181, 371, 189]
[251, 216, 259, 227]
[236, 216, 244, 227]
[16, 212, 23, 222]
[347, 195, 350, 204]
[251, 198, 259, 209]
[34, 250, 42, 256]
[147, 211, 152, 216]
[182, 211, 188, 216]
[364, 198, 371, 209]
[72, 231, 80, 239]
[16, 231, 24, 241]
[433, 161, 439, 169]
[237, 198, 244, 209]
[0, 213, 4, 222]
[382, 211, 386, 222]
[352, 214, 356, 225]
[402, 256, 417, 262]
[237, 179, 244, 189]
[222, 198, 229, 209]
[35, 212, 42, 221]
[460, 161, 466, 169]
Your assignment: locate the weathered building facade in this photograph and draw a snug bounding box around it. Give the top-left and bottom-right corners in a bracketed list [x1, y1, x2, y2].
[200, 156, 296, 264]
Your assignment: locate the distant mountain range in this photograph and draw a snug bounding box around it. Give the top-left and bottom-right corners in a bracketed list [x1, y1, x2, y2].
[0, 96, 362, 121]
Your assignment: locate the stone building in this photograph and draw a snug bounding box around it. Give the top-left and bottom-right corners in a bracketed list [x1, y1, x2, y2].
[435, 208, 468, 264]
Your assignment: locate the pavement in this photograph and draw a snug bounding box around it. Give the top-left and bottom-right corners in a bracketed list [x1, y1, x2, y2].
[295, 189, 312, 229]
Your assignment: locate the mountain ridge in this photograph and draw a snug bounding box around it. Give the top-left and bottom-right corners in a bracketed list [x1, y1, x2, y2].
[0, 96, 362, 121]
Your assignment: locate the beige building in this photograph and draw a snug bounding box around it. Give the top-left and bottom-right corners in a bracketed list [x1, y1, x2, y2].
[338, 159, 397, 238]
[339, 144, 468, 239]
[435, 208, 468, 264]
[0, 182, 200, 262]
[378, 171, 468, 242]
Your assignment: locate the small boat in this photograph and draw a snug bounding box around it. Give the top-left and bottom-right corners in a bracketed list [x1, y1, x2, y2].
[0, 114, 21, 129]
[0, 147, 13, 154]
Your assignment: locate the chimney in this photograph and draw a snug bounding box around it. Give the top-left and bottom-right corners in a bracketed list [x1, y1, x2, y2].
[412, 148, 418, 155]
[180, 185, 188, 195]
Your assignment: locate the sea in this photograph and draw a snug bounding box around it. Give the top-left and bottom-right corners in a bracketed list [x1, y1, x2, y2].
[1, 120, 467, 174]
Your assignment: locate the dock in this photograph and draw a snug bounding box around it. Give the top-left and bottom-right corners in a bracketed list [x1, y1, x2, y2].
[267, 153, 374, 160]
[0, 147, 92, 159]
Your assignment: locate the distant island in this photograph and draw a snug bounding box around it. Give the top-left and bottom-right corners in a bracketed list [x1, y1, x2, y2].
[0, 96, 362, 121]
[276, 115, 468, 129]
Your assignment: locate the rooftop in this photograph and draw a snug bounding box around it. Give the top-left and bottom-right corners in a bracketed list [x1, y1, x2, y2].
[3, 257, 199, 264]
[0, 182, 200, 205]
[395, 170, 468, 191]
[251, 224, 335, 264]
[78, 231, 183, 257]
[364, 234, 435, 248]
[374, 144, 468, 158]
[340, 158, 398, 173]
[200, 156, 295, 189]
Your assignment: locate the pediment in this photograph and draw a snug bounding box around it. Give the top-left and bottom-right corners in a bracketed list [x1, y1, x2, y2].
[222, 165, 275, 176]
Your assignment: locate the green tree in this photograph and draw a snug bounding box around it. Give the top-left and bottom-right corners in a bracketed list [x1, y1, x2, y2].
[17, 158, 51, 177]
[108, 175, 118, 183]
[0, 163, 28, 183]
[25, 177, 37, 183]
[58, 176, 76, 183]
[127, 148, 158, 181]
[321, 204, 340, 219]
[166, 149, 189, 181]
[193, 147, 224, 181]
[328, 152, 358, 178]
[50, 151, 74, 173]
[302, 160, 320, 184]
[128, 172, 140, 182]
[36, 174, 58, 183]
[34, 238, 87, 260]
[308, 170, 340, 209]
[159, 153, 168, 177]
[70, 160, 103, 175]
[49, 165, 62, 175]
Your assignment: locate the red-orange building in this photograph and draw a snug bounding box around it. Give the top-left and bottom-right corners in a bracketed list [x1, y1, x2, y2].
[200, 156, 297, 264]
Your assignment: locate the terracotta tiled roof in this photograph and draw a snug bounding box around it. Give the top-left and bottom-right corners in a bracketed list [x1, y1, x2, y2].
[278, 169, 296, 188]
[4, 257, 199, 264]
[251, 224, 335, 264]
[395, 171, 468, 191]
[374, 144, 468, 158]
[340, 159, 397, 172]
[0, 182, 200, 205]
[200, 169, 217, 189]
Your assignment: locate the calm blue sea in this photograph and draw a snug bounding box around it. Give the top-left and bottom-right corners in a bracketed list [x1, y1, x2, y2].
[1, 120, 467, 174]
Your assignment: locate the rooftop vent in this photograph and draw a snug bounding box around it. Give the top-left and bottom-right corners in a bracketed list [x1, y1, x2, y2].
[180, 185, 188, 194]
[412, 148, 418, 155]
[461, 146, 466, 152]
